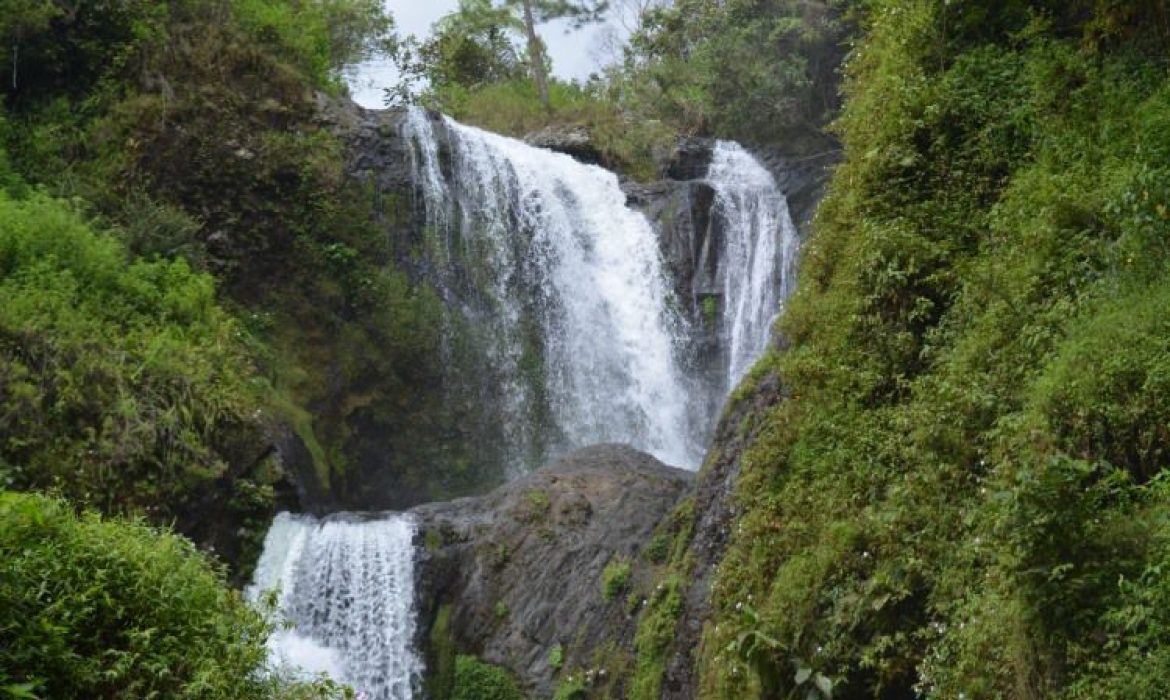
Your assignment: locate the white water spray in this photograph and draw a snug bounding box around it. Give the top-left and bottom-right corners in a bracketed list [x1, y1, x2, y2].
[248, 513, 421, 700]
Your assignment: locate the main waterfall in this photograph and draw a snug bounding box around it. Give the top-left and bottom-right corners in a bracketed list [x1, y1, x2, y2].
[403, 108, 700, 470]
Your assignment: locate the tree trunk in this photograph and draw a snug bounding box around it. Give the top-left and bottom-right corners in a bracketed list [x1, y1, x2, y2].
[520, 0, 551, 112]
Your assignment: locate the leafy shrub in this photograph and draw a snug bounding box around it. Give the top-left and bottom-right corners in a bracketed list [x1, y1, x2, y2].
[231, 0, 394, 89]
[602, 557, 632, 601]
[0, 491, 346, 700]
[549, 643, 565, 671]
[1031, 280, 1170, 483]
[0, 191, 277, 570]
[451, 655, 524, 700]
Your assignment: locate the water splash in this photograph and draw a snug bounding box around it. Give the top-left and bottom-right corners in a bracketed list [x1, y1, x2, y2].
[707, 141, 800, 387]
[249, 513, 421, 700]
[402, 108, 700, 469]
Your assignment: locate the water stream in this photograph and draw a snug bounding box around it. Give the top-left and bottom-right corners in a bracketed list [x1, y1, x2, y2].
[403, 108, 699, 470]
[249, 513, 421, 700]
[707, 141, 801, 387]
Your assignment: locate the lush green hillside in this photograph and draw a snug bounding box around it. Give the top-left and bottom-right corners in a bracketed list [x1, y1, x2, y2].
[2, 0, 507, 520]
[691, 2, 1170, 698]
[0, 188, 280, 574]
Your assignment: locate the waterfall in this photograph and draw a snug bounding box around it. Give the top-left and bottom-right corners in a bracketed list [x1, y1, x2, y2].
[245, 117, 805, 696]
[707, 141, 800, 387]
[248, 513, 421, 700]
[403, 108, 700, 470]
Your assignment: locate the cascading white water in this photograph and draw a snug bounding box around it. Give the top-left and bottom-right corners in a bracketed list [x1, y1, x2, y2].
[245, 119, 805, 697]
[403, 108, 700, 469]
[707, 141, 801, 387]
[248, 513, 421, 700]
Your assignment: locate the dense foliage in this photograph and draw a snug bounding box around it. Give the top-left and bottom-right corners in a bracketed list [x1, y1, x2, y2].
[393, 0, 851, 175]
[685, 1, 1170, 698]
[2, 0, 392, 107]
[1, 0, 497, 514]
[451, 656, 527, 700]
[615, 0, 853, 145]
[0, 186, 279, 574]
[0, 491, 346, 699]
[1, 6, 458, 691]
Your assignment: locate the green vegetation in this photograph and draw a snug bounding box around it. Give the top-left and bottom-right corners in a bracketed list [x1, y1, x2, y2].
[2, 0, 509, 514]
[3, 0, 392, 110]
[601, 557, 632, 600]
[392, 0, 607, 113]
[630, 575, 683, 700]
[427, 605, 458, 700]
[389, 0, 846, 177]
[549, 643, 566, 671]
[552, 675, 588, 700]
[696, 1, 1170, 698]
[525, 489, 551, 515]
[0, 491, 346, 699]
[494, 600, 511, 620]
[614, 0, 853, 146]
[628, 497, 695, 700]
[0, 188, 278, 576]
[451, 655, 526, 700]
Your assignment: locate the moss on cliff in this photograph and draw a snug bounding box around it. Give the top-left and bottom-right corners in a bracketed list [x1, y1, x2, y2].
[699, 2, 1170, 698]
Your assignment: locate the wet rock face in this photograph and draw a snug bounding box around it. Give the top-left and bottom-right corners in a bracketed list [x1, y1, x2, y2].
[411, 444, 692, 698]
[661, 369, 788, 700]
[316, 97, 415, 199]
[524, 124, 605, 165]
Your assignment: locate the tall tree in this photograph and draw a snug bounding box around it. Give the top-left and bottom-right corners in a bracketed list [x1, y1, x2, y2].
[390, 0, 605, 111]
[388, 0, 522, 105]
[505, 0, 609, 111]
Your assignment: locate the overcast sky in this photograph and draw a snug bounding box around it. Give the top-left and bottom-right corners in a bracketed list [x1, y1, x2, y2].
[346, 0, 621, 108]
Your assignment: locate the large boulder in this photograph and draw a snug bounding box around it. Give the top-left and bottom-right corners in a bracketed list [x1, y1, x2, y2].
[411, 444, 693, 698]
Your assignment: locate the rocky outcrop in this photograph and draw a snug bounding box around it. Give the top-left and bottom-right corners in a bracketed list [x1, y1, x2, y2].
[524, 124, 605, 165]
[757, 147, 841, 240]
[661, 367, 788, 699]
[411, 444, 693, 698]
[316, 97, 413, 193]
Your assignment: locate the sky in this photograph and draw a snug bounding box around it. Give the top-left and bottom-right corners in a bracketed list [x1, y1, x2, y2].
[346, 0, 622, 108]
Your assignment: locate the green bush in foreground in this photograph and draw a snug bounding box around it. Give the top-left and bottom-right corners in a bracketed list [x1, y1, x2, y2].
[0, 491, 347, 700]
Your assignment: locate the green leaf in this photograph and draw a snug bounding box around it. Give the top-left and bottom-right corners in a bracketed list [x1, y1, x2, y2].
[3, 683, 41, 700]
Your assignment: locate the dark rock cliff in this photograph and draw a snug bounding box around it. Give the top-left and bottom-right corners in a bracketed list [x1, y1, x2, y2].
[411, 444, 692, 698]
[660, 368, 788, 699]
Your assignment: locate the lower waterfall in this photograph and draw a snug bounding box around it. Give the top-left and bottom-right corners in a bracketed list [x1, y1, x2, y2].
[248, 513, 421, 700]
